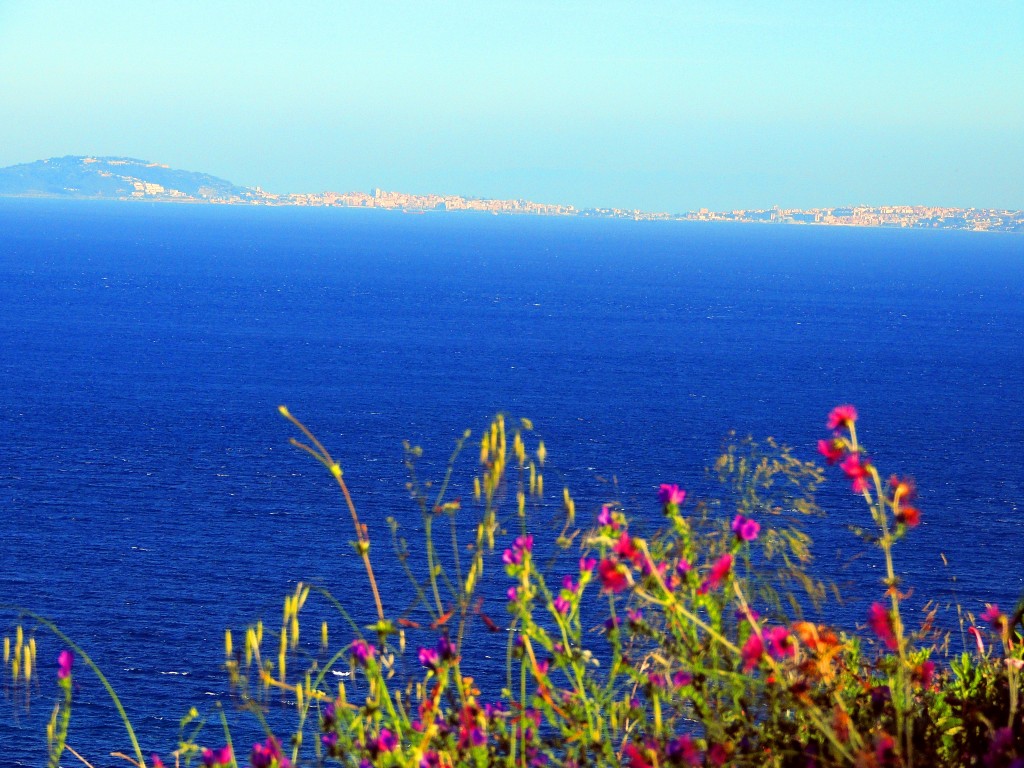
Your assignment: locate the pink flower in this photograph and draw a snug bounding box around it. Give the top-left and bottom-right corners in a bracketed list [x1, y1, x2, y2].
[666, 735, 701, 767]
[968, 626, 986, 655]
[623, 743, 652, 768]
[765, 626, 795, 660]
[741, 633, 764, 671]
[698, 553, 733, 594]
[553, 596, 570, 615]
[514, 535, 533, 553]
[597, 504, 614, 527]
[657, 483, 686, 506]
[598, 558, 630, 593]
[201, 746, 233, 767]
[672, 670, 693, 687]
[817, 438, 845, 464]
[827, 404, 858, 431]
[839, 453, 871, 493]
[377, 728, 398, 753]
[506, 586, 518, 602]
[57, 649, 74, 680]
[579, 557, 597, 573]
[676, 558, 692, 574]
[980, 604, 1004, 629]
[867, 603, 898, 650]
[731, 514, 760, 542]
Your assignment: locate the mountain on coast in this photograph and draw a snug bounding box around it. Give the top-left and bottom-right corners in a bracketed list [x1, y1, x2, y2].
[0, 156, 258, 201]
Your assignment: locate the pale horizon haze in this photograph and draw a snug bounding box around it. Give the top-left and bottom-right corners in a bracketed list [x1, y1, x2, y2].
[0, 1, 1021, 212]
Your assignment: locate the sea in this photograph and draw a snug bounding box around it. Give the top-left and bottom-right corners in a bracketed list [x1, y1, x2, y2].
[0, 199, 1022, 764]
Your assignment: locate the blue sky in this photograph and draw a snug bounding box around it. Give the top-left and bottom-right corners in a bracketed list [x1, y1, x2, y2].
[0, 1, 1021, 210]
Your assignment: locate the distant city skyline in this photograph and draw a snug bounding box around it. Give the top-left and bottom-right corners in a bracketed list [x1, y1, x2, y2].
[0, 1, 1021, 211]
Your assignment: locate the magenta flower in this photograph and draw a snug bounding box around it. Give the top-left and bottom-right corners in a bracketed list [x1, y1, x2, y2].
[57, 649, 74, 680]
[731, 514, 761, 542]
[506, 586, 519, 602]
[672, 670, 693, 687]
[980, 604, 1004, 629]
[698, 553, 733, 594]
[514, 534, 534, 552]
[817, 438, 846, 464]
[377, 728, 398, 752]
[741, 632, 764, 671]
[676, 558, 692, 574]
[867, 603, 898, 650]
[418, 646, 440, 670]
[201, 746, 233, 767]
[579, 556, 597, 573]
[827, 404, 858, 431]
[667, 735, 701, 767]
[657, 483, 686, 506]
[597, 504, 614, 527]
[251, 736, 291, 768]
[613, 532, 642, 566]
[765, 626, 796, 660]
[840, 453, 871, 493]
[350, 639, 375, 666]
[553, 596, 570, 615]
[502, 547, 523, 566]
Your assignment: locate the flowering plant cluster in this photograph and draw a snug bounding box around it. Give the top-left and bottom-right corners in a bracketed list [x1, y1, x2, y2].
[3, 407, 1022, 767]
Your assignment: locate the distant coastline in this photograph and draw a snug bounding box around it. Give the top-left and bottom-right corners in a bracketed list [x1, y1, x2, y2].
[1, 156, 1021, 233]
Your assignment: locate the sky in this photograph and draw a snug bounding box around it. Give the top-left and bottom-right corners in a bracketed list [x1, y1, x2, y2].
[0, 1, 1021, 211]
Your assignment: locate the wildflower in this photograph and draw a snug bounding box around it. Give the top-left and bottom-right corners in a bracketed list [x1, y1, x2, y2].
[827, 404, 858, 431]
[980, 604, 1005, 629]
[598, 558, 630, 593]
[698, 553, 733, 594]
[888, 475, 916, 502]
[579, 556, 597, 573]
[623, 743, 652, 768]
[839, 453, 871, 493]
[741, 633, 764, 671]
[251, 736, 291, 768]
[666, 735, 701, 767]
[201, 746, 233, 767]
[867, 603, 898, 650]
[562, 574, 578, 593]
[613, 532, 642, 566]
[597, 504, 614, 526]
[657, 483, 686, 507]
[817, 438, 845, 464]
[874, 733, 897, 766]
[895, 505, 921, 527]
[502, 547, 523, 566]
[57, 649, 74, 680]
[418, 646, 440, 671]
[765, 626, 796, 660]
[968, 626, 986, 655]
[377, 728, 398, 753]
[350, 639, 375, 666]
[515, 534, 534, 552]
[627, 608, 644, 625]
[648, 672, 667, 689]
[913, 660, 936, 689]
[151, 756, 166, 768]
[553, 596, 570, 615]
[672, 670, 693, 687]
[731, 514, 760, 542]
[707, 743, 729, 766]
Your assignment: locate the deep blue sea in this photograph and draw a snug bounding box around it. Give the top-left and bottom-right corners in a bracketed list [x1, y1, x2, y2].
[1, 200, 1022, 764]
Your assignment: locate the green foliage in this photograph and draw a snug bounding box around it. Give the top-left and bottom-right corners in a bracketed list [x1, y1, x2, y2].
[3, 409, 1022, 767]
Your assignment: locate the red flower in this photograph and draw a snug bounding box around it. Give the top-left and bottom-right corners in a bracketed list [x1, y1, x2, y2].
[817, 438, 845, 464]
[598, 558, 630, 593]
[867, 603, 898, 650]
[980, 604, 1004, 629]
[896, 505, 921, 527]
[623, 743, 652, 768]
[613, 532, 642, 566]
[827, 404, 858, 431]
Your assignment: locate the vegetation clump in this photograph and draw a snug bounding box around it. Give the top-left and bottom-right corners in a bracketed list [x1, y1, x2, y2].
[4, 406, 1022, 767]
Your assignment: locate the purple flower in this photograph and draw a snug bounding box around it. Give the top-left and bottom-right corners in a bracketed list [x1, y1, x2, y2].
[731, 514, 760, 542]
[502, 547, 523, 566]
[597, 504, 614, 526]
[515, 534, 534, 552]
[57, 649, 74, 680]
[507, 586, 519, 602]
[561, 574, 578, 593]
[377, 728, 398, 752]
[553, 596, 570, 615]
[350, 639, 375, 666]
[201, 746, 233, 767]
[672, 671, 693, 687]
[658, 483, 686, 506]
[436, 635, 456, 661]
